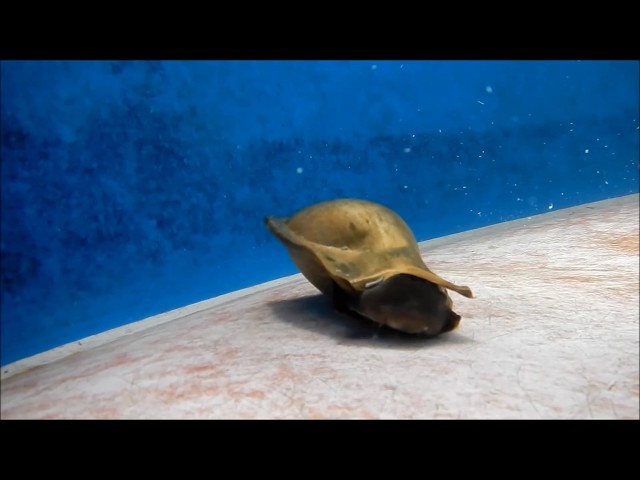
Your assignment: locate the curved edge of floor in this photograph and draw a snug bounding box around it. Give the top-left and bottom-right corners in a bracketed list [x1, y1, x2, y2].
[2, 193, 637, 381]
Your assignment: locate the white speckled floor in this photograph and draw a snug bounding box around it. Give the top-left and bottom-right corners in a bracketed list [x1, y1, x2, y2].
[1, 194, 638, 419]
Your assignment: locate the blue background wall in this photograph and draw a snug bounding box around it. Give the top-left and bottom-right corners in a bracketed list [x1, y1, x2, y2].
[1, 60, 638, 366]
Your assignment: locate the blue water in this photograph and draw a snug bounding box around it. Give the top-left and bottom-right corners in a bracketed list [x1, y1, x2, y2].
[1, 60, 638, 366]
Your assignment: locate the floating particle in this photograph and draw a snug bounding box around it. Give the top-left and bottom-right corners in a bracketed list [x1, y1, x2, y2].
[296, 167, 303, 174]
[548, 203, 554, 210]
[584, 149, 589, 153]
[477, 100, 485, 105]
[371, 64, 377, 70]
[485, 85, 493, 93]
[403, 147, 412, 153]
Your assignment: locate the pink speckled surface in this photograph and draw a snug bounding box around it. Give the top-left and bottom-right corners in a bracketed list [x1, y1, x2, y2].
[1, 194, 638, 419]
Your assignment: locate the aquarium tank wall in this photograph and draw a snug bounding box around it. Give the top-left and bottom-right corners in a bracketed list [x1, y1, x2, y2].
[1, 60, 638, 366]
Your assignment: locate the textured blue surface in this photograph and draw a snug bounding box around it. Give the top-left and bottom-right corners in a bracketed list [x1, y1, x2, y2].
[1, 60, 638, 365]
